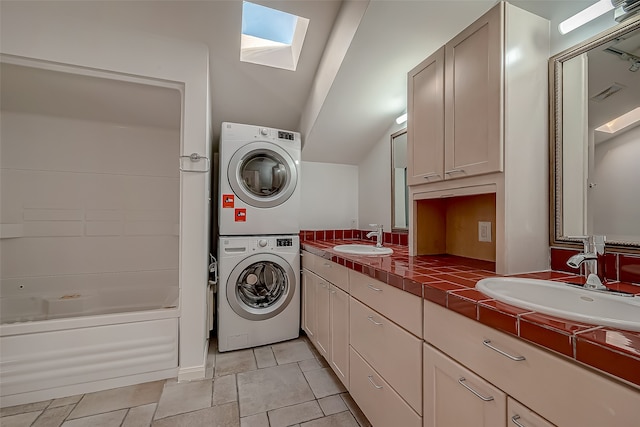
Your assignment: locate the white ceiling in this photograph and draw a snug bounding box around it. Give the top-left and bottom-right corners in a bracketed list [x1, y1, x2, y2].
[0, 0, 620, 164]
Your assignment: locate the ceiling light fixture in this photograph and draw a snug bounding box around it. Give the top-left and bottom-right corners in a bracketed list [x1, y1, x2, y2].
[558, 0, 616, 35]
[595, 106, 640, 133]
[396, 113, 407, 125]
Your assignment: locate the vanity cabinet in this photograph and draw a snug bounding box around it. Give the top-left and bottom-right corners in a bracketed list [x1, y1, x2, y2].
[424, 300, 640, 427]
[348, 270, 422, 424]
[407, 1, 551, 275]
[301, 251, 349, 388]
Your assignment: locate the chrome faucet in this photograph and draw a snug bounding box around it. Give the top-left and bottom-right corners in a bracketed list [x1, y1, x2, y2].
[366, 224, 384, 248]
[566, 235, 607, 290]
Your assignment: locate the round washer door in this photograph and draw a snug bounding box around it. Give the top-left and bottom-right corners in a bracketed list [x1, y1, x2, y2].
[227, 141, 298, 208]
[226, 253, 296, 321]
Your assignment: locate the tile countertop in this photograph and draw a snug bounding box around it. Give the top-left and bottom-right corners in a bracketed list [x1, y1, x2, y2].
[301, 239, 640, 389]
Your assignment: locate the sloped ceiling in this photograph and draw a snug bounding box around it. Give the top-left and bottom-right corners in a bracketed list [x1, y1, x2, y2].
[0, 0, 618, 165]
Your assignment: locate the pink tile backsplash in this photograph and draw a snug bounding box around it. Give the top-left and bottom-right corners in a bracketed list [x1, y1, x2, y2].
[300, 229, 409, 247]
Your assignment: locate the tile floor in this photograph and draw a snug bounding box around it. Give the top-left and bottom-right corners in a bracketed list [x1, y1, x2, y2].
[0, 336, 372, 427]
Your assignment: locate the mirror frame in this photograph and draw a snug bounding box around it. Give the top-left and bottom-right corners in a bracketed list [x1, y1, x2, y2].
[549, 15, 640, 252]
[390, 128, 408, 232]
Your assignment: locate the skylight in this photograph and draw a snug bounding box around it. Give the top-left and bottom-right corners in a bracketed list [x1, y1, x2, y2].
[240, 1, 309, 71]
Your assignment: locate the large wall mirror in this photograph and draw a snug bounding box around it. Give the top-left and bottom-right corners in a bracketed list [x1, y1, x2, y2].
[391, 129, 408, 231]
[551, 15, 640, 251]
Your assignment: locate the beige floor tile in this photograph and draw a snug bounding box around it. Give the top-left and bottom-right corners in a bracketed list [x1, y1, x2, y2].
[253, 346, 276, 369]
[237, 363, 315, 417]
[62, 409, 128, 427]
[32, 404, 75, 427]
[213, 374, 238, 406]
[272, 339, 314, 365]
[268, 400, 323, 427]
[49, 395, 83, 409]
[240, 412, 269, 427]
[300, 411, 358, 427]
[216, 349, 257, 377]
[0, 400, 50, 417]
[151, 402, 239, 427]
[205, 341, 217, 379]
[303, 368, 346, 399]
[122, 403, 157, 427]
[317, 395, 347, 416]
[339, 394, 371, 427]
[68, 381, 164, 420]
[154, 379, 213, 420]
[298, 358, 322, 372]
[0, 410, 43, 427]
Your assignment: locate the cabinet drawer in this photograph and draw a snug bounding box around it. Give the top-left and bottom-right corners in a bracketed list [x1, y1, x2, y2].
[301, 250, 315, 271]
[424, 301, 640, 427]
[350, 297, 422, 413]
[349, 270, 421, 337]
[424, 343, 506, 427]
[508, 398, 556, 427]
[349, 347, 421, 427]
[304, 252, 348, 292]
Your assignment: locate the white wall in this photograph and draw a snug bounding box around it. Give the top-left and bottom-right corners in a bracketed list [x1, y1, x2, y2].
[591, 126, 640, 242]
[358, 123, 403, 232]
[300, 161, 358, 229]
[0, 112, 179, 305]
[1, 8, 211, 381]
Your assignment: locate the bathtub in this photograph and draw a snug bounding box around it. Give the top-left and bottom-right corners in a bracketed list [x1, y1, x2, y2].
[0, 286, 179, 407]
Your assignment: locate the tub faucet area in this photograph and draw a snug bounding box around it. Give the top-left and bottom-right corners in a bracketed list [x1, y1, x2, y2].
[366, 224, 384, 248]
[566, 235, 607, 290]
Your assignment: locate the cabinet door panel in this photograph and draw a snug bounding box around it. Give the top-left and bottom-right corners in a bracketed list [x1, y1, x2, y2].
[408, 46, 445, 185]
[315, 278, 331, 358]
[301, 269, 317, 340]
[330, 285, 349, 388]
[424, 343, 506, 427]
[444, 3, 502, 178]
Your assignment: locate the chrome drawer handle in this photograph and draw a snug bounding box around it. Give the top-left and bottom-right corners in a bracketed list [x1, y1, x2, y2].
[367, 316, 383, 326]
[511, 415, 526, 427]
[422, 173, 440, 180]
[458, 377, 494, 401]
[483, 339, 526, 361]
[323, 263, 332, 268]
[445, 168, 465, 175]
[367, 284, 382, 292]
[367, 375, 383, 389]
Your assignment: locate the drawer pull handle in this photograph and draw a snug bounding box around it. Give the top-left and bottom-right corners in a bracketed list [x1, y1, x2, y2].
[367, 375, 383, 389]
[323, 263, 332, 268]
[367, 316, 383, 326]
[422, 173, 440, 180]
[367, 284, 382, 292]
[458, 377, 494, 401]
[511, 415, 526, 427]
[445, 168, 466, 175]
[483, 339, 526, 361]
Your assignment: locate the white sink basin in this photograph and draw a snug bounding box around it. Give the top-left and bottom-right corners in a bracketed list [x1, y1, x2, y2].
[476, 277, 640, 331]
[333, 244, 393, 256]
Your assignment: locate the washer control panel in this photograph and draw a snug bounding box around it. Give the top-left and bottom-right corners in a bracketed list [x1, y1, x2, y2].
[276, 238, 293, 247]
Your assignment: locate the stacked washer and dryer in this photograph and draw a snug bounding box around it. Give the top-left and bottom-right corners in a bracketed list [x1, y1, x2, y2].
[217, 122, 302, 352]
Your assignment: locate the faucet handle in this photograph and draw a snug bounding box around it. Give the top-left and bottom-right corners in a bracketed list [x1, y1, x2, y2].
[567, 235, 590, 252]
[592, 235, 606, 254]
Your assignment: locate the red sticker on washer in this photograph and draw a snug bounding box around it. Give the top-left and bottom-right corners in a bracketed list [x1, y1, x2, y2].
[222, 194, 234, 208]
[234, 208, 246, 222]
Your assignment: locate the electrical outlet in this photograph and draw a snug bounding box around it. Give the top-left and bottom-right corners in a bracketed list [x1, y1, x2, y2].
[478, 221, 492, 242]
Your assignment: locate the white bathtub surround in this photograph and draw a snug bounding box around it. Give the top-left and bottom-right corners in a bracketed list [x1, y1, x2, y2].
[0, 9, 211, 405]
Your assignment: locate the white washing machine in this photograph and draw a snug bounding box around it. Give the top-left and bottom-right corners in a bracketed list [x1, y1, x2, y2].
[217, 235, 300, 352]
[219, 122, 301, 236]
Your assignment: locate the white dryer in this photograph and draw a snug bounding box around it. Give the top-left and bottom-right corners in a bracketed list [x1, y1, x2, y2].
[219, 122, 301, 235]
[217, 235, 300, 352]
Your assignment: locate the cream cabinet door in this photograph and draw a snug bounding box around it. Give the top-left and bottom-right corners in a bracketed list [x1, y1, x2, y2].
[508, 398, 556, 427]
[301, 269, 317, 341]
[408, 46, 445, 185]
[444, 3, 503, 179]
[424, 343, 506, 427]
[329, 285, 349, 388]
[315, 278, 331, 358]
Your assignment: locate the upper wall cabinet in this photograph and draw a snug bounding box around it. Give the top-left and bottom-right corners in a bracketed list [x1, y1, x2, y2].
[408, 5, 502, 185]
[407, 2, 551, 275]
